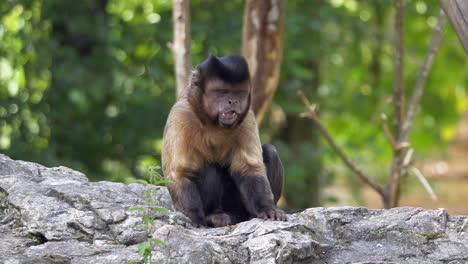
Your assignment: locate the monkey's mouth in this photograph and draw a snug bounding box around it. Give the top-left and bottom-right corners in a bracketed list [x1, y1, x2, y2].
[222, 111, 237, 118]
[219, 111, 238, 127]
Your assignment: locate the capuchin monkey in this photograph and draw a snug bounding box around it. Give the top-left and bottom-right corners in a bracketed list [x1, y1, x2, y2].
[162, 54, 287, 227]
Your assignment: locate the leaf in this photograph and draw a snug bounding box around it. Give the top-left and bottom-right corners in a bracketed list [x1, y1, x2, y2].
[125, 261, 138, 264]
[151, 207, 170, 214]
[149, 238, 167, 246]
[138, 242, 150, 257]
[127, 207, 144, 211]
[134, 179, 149, 185]
[153, 179, 171, 185]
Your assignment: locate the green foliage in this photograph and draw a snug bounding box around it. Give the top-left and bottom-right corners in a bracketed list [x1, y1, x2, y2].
[127, 166, 169, 264]
[1, 0, 467, 208]
[270, 0, 468, 206]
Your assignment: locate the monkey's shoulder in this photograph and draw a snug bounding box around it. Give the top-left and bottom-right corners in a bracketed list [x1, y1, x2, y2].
[165, 100, 202, 132]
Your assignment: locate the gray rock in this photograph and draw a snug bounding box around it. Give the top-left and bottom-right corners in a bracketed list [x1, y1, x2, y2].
[0, 153, 467, 264]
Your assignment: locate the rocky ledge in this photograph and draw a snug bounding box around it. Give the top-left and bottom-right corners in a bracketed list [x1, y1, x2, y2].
[1, 153, 468, 264]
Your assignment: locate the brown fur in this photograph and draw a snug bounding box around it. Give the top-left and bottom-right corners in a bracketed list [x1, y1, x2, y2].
[161, 56, 285, 226]
[162, 93, 268, 187]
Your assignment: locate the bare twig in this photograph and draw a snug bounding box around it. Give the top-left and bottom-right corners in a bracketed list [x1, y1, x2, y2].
[402, 148, 414, 167]
[298, 8, 446, 209]
[393, 0, 405, 137]
[387, 0, 406, 208]
[298, 91, 385, 196]
[381, 113, 397, 148]
[411, 167, 438, 201]
[399, 9, 446, 143]
[387, 9, 446, 207]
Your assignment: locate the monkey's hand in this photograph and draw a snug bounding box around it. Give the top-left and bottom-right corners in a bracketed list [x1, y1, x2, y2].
[206, 212, 233, 227]
[258, 207, 287, 221]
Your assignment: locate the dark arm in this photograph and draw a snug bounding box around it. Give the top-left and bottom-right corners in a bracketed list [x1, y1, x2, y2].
[167, 178, 206, 226]
[234, 174, 286, 221]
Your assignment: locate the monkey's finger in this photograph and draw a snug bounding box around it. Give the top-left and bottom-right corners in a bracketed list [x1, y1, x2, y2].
[271, 211, 280, 221]
[267, 209, 279, 221]
[274, 212, 282, 221]
[274, 213, 281, 221]
[274, 209, 287, 221]
[279, 212, 288, 221]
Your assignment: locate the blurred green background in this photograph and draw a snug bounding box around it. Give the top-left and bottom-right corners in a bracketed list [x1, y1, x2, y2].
[1, 0, 467, 212]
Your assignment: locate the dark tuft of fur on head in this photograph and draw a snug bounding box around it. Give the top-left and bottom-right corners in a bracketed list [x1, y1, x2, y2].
[197, 54, 250, 83]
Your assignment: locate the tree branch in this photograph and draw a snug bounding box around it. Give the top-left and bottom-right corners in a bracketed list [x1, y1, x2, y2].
[399, 9, 446, 143]
[387, 8, 446, 207]
[388, 0, 406, 208]
[298, 91, 385, 196]
[381, 113, 397, 148]
[393, 0, 405, 137]
[411, 167, 438, 201]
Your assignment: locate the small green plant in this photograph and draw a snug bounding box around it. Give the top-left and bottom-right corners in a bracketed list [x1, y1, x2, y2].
[126, 166, 170, 264]
[11, 219, 24, 229]
[420, 232, 448, 240]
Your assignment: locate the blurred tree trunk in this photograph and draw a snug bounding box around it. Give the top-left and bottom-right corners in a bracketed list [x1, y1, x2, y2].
[172, 0, 192, 98]
[242, 0, 287, 124]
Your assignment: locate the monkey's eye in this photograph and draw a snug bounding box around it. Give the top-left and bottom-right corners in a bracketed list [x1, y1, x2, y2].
[237, 90, 248, 96]
[214, 89, 229, 95]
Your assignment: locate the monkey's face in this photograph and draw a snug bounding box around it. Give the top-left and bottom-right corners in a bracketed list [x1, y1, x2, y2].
[202, 79, 250, 128]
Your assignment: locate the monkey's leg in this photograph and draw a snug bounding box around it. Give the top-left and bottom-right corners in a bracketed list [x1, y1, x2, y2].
[195, 166, 234, 227]
[167, 178, 206, 227]
[262, 144, 285, 204]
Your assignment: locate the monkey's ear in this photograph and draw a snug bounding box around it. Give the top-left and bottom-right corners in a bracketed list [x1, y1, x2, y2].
[191, 68, 202, 88]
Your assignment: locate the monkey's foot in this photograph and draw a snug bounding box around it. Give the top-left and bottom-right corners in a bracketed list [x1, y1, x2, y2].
[206, 212, 233, 227]
[258, 207, 287, 221]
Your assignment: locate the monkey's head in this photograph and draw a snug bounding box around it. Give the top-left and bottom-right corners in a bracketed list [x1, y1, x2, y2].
[188, 55, 251, 129]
